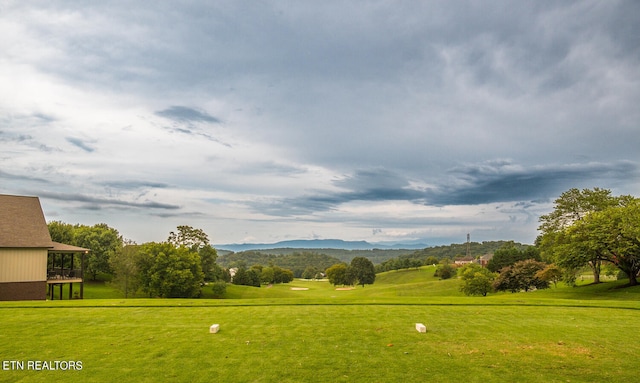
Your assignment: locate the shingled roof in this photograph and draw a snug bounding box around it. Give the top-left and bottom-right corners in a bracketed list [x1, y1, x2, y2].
[0, 194, 54, 248]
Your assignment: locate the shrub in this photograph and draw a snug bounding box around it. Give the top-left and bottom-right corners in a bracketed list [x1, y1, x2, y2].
[211, 281, 227, 298]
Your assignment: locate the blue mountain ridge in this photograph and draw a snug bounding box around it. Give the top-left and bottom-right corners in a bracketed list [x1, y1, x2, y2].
[214, 239, 429, 252]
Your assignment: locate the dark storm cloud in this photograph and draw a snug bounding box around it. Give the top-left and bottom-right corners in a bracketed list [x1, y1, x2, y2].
[251, 168, 426, 216]
[253, 160, 639, 216]
[428, 160, 640, 206]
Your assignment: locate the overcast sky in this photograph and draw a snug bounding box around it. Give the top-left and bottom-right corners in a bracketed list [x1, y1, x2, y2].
[1, 1, 639, 247]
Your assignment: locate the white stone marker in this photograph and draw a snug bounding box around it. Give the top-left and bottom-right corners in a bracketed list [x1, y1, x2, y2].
[210, 324, 220, 333]
[415, 323, 426, 333]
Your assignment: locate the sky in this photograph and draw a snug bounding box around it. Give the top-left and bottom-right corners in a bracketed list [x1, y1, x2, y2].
[1, 1, 639, 247]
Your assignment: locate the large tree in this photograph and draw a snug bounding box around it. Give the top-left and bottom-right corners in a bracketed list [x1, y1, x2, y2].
[566, 199, 640, 286]
[326, 263, 354, 286]
[138, 242, 204, 298]
[74, 223, 122, 281]
[168, 226, 222, 282]
[232, 266, 260, 287]
[109, 243, 140, 298]
[198, 244, 220, 282]
[486, 243, 540, 273]
[48, 221, 75, 244]
[538, 188, 625, 283]
[458, 263, 496, 297]
[349, 257, 376, 287]
[168, 225, 210, 249]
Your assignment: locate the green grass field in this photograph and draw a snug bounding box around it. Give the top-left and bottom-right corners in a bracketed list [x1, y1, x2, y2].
[1, 266, 639, 382]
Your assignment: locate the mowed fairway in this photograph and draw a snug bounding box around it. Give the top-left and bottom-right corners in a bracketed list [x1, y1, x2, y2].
[1, 267, 640, 382]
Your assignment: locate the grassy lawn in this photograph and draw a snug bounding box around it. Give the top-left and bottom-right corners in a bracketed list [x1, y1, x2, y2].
[1, 267, 639, 382]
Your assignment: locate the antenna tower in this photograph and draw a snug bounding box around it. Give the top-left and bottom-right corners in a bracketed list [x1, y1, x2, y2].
[466, 233, 470, 258]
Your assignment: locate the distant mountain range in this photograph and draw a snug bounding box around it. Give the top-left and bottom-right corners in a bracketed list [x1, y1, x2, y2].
[214, 239, 429, 252]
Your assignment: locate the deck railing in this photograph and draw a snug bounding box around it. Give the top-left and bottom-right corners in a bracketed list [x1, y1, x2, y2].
[47, 269, 83, 280]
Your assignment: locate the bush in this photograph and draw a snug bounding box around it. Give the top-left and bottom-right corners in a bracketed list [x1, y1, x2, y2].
[434, 262, 456, 280]
[493, 259, 549, 293]
[211, 281, 226, 298]
[458, 264, 496, 296]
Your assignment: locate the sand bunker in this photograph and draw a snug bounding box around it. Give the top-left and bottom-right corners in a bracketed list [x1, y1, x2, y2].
[335, 287, 355, 291]
[290, 287, 309, 291]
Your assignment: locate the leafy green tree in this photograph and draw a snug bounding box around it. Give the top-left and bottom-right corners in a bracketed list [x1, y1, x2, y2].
[220, 268, 232, 283]
[538, 188, 625, 283]
[487, 243, 540, 273]
[326, 263, 354, 286]
[109, 243, 140, 298]
[198, 244, 220, 282]
[75, 223, 122, 281]
[167, 226, 222, 282]
[272, 266, 293, 283]
[302, 266, 320, 279]
[260, 266, 275, 284]
[232, 266, 248, 286]
[138, 242, 204, 298]
[493, 259, 549, 293]
[48, 221, 122, 280]
[47, 221, 75, 244]
[350, 257, 376, 287]
[409, 258, 423, 269]
[232, 266, 261, 287]
[458, 263, 496, 296]
[246, 268, 261, 287]
[566, 199, 640, 285]
[167, 225, 210, 249]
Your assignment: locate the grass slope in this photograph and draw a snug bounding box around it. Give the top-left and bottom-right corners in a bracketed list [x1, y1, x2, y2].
[1, 267, 640, 382]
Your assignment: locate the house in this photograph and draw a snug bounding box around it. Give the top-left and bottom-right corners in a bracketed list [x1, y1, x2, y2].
[0, 194, 89, 301]
[454, 256, 475, 265]
[477, 253, 494, 268]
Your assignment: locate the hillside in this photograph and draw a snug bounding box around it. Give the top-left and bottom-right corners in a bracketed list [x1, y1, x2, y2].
[216, 241, 533, 275]
[404, 240, 532, 261]
[217, 251, 342, 278]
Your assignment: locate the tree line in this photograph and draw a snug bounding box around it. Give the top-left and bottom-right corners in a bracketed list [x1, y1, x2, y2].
[218, 251, 342, 278]
[456, 187, 640, 296]
[49, 223, 228, 298]
[46, 223, 378, 297]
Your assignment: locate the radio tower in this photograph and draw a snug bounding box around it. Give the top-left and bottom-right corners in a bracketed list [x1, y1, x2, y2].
[466, 233, 470, 258]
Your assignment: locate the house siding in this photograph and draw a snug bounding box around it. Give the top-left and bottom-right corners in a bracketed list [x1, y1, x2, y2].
[0, 281, 46, 301]
[0, 248, 48, 283]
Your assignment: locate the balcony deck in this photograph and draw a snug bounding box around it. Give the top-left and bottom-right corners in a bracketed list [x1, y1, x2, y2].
[47, 278, 83, 284]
